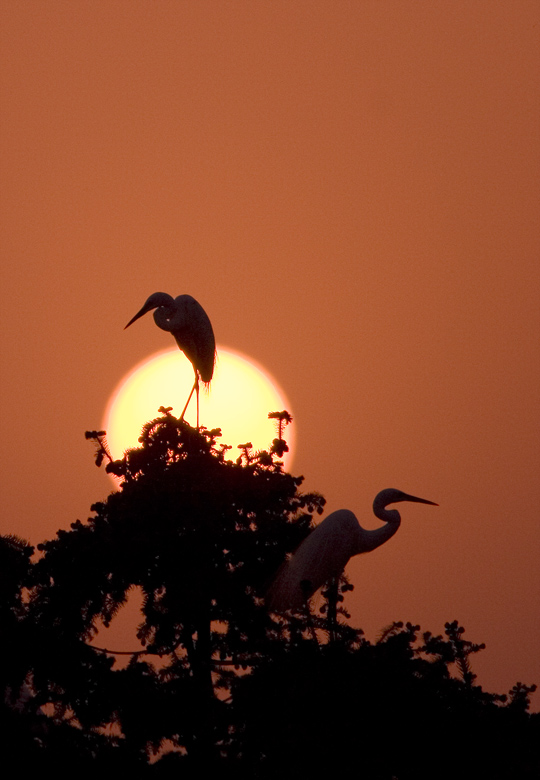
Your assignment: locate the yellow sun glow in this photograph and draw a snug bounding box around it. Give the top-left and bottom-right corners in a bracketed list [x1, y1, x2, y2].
[103, 347, 295, 473]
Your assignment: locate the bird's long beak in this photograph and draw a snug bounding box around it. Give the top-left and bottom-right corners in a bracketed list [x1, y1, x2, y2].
[403, 493, 438, 507]
[124, 302, 155, 329]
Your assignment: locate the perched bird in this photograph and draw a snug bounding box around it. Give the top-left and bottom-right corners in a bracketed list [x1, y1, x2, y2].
[125, 292, 216, 426]
[267, 488, 438, 611]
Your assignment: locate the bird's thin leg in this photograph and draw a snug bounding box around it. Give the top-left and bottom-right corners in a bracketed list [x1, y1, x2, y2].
[180, 379, 197, 422]
[196, 377, 200, 429]
[326, 576, 339, 643]
[303, 600, 317, 643]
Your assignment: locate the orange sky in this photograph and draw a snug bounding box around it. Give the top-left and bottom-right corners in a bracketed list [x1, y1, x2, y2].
[1, 1, 539, 705]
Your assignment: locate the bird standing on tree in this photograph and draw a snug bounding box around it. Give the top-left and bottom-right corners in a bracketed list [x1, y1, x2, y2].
[125, 292, 216, 428]
[267, 488, 438, 612]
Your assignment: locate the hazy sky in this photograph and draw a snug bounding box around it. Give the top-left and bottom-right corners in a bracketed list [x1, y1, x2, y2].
[1, 1, 538, 704]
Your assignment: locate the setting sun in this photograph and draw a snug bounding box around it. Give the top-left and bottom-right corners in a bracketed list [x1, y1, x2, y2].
[103, 347, 295, 470]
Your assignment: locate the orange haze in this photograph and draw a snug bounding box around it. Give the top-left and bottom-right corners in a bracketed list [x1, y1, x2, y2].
[1, 1, 538, 705]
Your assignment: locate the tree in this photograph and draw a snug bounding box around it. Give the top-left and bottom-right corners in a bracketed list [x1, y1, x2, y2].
[25, 409, 324, 766]
[1, 409, 538, 776]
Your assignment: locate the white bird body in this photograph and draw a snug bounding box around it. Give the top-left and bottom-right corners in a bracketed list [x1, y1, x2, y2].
[125, 292, 216, 425]
[267, 488, 437, 611]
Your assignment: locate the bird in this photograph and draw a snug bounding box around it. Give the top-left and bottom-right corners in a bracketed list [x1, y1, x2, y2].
[125, 292, 216, 427]
[267, 488, 438, 611]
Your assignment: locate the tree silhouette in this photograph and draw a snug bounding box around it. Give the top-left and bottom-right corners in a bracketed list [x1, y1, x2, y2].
[232, 621, 539, 779]
[1, 410, 538, 777]
[24, 409, 324, 766]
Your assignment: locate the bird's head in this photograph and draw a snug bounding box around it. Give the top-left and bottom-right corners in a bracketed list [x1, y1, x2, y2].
[124, 292, 174, 329]
[377, 488, 438, 507]
[373, 488, 438, 521]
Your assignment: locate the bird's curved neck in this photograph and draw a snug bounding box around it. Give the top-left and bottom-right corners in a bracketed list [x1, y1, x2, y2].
[358, 505, 401, 553]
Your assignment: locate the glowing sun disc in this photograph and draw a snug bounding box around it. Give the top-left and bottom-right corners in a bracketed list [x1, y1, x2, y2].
[103, 347, 295, 472]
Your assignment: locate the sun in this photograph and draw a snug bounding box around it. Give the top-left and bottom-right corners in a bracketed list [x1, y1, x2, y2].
[103, 347, 295, 472]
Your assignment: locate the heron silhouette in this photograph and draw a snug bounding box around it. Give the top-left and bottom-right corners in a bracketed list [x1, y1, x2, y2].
[267, 488, 438, 612]
[125, 292, 216, 427]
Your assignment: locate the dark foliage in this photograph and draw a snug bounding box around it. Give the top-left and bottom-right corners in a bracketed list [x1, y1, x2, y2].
[1, 411, 538, 777]
[233, 621, 539, 779]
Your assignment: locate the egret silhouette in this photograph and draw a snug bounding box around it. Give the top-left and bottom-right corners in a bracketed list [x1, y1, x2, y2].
[267, 488, 438, 611]
[125, 293, 216, 427]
